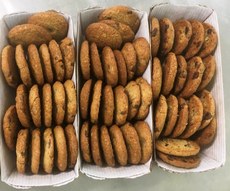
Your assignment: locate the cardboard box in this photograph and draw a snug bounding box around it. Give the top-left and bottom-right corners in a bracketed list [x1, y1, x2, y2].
[149, 3, 226, 173]
[76, 7, 153, 179]
[0, 11, 79, 188]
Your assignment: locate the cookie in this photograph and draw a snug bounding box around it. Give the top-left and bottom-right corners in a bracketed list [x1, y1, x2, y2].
[53, 81, 66, 125]
[134, 121, 153, 164]
[90, 42, 104, 80]
[125, 81, 141, 120]
[80, 121, 92, 163]
[16, 129, 29, 173]
[121, 42, 137, 81]
[15, 84, 31, 128]
[42, 84, 52, 127]
[159, 18, 175, 56]
[198, 23, 218, 58]
[114, 85, 129, 126]
[154, 95, 168, 139]
[180, 95, 203, 139]
[151, 57, 162, 100]
[184, 20, 205, 60]
[28, 44, 44, 86]
[157, 151, 201, 169]
[162, 52, 178, 96]
[171, 98, 189, 138]
[80, 40, 90, 80]
[163, 95, 178, 137]
[172, 20, 192, 55]
[80, 79, 93, 120]
[1, 45, 20, 87]
[49, 40, 65, 82]
[121, 123, 141, 165]
[90, 80, 102, 124]
[65, 124, 78, 168]
[133, 37, 150, 76]
[54, 126, 67, 171]
[135, 77, 153, 120]
[91, 125, 103, 166]
[151, 17, 160, 57]
[173, 55, 188, 95]
[15, 44, 33, 87]
[64, 80, 77, 124]
[109, 125, 128, 166]
[102, 46, 118, 87]
[43, 127, 54, 174]
[179, 56, 205, 98]
[29, 84, 41, 128]
[60, 37, 75, 80]
[100, 125, 115, 167]
[31, 128, 41, 174]
[113, 50, 127, 86]
[39, 44, 54, 84]
[3, 105, 19, 151]
[156, 138, 200, 157]
[197, 55, 216, 91]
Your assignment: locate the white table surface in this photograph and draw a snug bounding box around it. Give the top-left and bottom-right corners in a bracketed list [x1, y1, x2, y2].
[0, 0, 229, 190]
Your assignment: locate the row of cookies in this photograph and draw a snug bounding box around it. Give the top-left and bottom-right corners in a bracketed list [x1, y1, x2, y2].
[80, 121, 152, 166]
[16, 125, 78, 174]
[150, 17, 218, 59]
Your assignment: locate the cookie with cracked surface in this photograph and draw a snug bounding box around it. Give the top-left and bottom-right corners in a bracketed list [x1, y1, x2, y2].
[31, 128, 41, 174]
[151, 17, 160, 57]
[80, 40, 91, 80]
[151, 57, 162, 100]
[42, 83, 52, 127]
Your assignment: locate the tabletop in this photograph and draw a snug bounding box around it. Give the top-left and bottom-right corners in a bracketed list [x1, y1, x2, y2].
[0, 0, 229, 190]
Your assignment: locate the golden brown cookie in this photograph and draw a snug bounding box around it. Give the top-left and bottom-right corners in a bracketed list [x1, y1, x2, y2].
[31, 128, 41, 174]
[156, 138, 200, 157]
[28, 44, 44, 86]
[49, 40, 65, 82]
[53, 81, 66, 125]
[151, 57, 162, 100]
[42, 84, 52, 127]
[102, 46, 118, 87]
[90, 80, 102, 124]
[29, 84, 41, 128]
[15, 44, 33, 87]
[16, 129, 29, 173]
[65, 124, 78, 168]
[151, 17, 160, 57]
[15, 84, 31, 128]
[64, 80, 77, 124]
[134, 121, 153, 164]
[80, 40, 90, 80]
[109, 125, 128, 166]
[100, 125, 115, 167]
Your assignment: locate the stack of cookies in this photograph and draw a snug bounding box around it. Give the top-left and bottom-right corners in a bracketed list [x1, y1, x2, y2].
[1, 11, 78, 174]
[150, 17, 218, 168]
[79, 6, 153, 167]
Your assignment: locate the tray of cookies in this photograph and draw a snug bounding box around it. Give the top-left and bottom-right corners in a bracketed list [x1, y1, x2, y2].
[149, 3, 225, 172]
[0, 11, 79, 188]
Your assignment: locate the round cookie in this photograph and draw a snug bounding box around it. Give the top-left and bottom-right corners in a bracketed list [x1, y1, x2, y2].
[42, 84, 52, 127]
[1, 45, 20, 87]
[54, 126, 67, 171]
[109, 125, 128, 166]
[15, 44, 32, 88]
[15, 84, 31, 128]
[49, 40, 65, 82]
[31, 128, 41, 174]
[90, 80, 102, 124]
[39, 44, 54, 84]
[114, 85, 129, 126]
[151, 57, 162, 100]
[53, 81, 66, 125]
[43, 127, 54, 174]
[28, 44, 44, 86]
[100, 125, 115, 167]
[80, 40, 90, 80]
[3, 105, 19, 151]
[64, 80, 77, 124]
[16, 129, 29, 173]
[102, 46, 118, 87]
[134, 121, 153, 164]
[65, 124, 78, 168]
[151, 17, 160, 57]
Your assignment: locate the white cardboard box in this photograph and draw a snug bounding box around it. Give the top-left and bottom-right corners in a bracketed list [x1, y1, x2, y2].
[0, 11, 79, 188]
[149, 3, 226, 173]
[77, 7, 153, 179]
